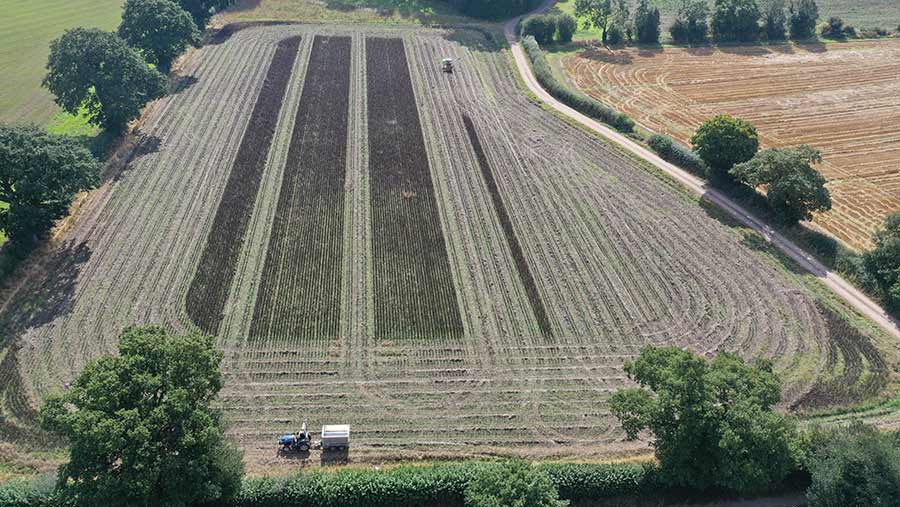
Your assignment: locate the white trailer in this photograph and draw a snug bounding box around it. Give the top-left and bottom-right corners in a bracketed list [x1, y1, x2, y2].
[320, 425, 350, 449]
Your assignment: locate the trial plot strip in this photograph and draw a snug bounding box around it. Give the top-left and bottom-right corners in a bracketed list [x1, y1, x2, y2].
[186, 36, 301, 335]
[462, 115, 553, 338]
[249, 36, 352, 342]
[366, 37, 464, 341]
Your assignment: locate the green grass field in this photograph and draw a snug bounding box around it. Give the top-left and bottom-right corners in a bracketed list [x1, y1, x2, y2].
[0, 0, 123, 126]
[219, 0, 469, 25]
[554, 0, 900, 42]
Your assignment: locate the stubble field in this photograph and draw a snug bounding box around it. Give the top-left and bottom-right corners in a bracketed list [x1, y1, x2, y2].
[0, 24, 895, 469]
[560, 40, 900, 250]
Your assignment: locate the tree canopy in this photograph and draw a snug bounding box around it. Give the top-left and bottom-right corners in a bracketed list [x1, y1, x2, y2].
[574, 0, 615, 43]
[731, 145, 831, 224]
[119, 0, 201, 73]
[176, 0, 233, 31]
[522, 15, 558, 45]
[670, 0, 710, 43]
[805, 422, 900, 507]
[0, 125, 101, 249]
[863, 213, 900, 314]
[634, 0, 661, 44]
[44, 28, 167, 132]
[40, 326, 244, 507]
[712, 0, 762, 42]
[465, 460, 569, 507]
[789, 0, 819, 39]
[609, 346, 796, 494]
[762, 0, 788, 40]
[691, 114, 759, 179]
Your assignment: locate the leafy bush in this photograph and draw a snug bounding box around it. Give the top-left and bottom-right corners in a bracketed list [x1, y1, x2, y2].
[670, 0, 709, 43]
[555, 14, 578, 43]
[821, 16, 856, 38]
[0, 476, 56, 507]
[465, 461, 568, 507]
[690, 114, 759, 180]
[543, 462, 660, 500]
[711, 0, 762, 42]
[806, 422, 900, 507]
[647, 133, 707, 176]
[633, 0, 661, 44]
[789, 0, 819, 39]
[522, 14, 557, 44]
[521, 36, 634, 133]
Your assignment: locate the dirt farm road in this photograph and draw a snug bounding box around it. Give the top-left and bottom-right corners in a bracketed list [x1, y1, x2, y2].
[503, 3, 900, 342]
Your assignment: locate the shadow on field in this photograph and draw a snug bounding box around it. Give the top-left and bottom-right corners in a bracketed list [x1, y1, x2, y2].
[321, 447, 349, 466]
[114, 134, 162, 182]
[444, 27, 501, 52]
[170, 74, 199, 94]
[0, 241, 92, 336]
[576, 44, 634, 65]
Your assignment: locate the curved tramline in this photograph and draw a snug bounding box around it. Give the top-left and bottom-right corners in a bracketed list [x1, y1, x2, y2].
[561, 40, 900, 249]
[0, 24, 896, 469]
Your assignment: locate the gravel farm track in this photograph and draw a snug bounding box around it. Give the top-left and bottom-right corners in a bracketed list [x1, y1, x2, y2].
[0, 23, 898, 470]
[559, 39, 900, 250]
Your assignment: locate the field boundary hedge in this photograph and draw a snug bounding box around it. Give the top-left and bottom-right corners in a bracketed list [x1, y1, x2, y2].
[520, 36, 635, 133]
[0, 462, 661, 507]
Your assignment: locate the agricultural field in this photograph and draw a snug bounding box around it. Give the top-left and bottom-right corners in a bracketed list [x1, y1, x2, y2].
[554, 0, 900, 42]
[0, 0, 123, 125]
[217, 0, 469, 26]
[557, 40, 900, 249]
[0, 23, 896, 469]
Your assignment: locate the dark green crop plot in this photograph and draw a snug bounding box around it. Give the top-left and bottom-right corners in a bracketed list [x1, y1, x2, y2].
[186, 36, 301, 335]
[250, 36, 352, 342]
[366, 37, 463, 341]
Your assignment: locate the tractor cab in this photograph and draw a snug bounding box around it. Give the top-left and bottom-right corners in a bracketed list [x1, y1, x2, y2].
[279, 422, 311, 453]
[441, 58, 454, 73]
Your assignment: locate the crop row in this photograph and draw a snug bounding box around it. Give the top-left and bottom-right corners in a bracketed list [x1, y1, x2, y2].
[186, 36, 302, 335]
[249, 36, 352, 342]
[365, 37, 464, 341]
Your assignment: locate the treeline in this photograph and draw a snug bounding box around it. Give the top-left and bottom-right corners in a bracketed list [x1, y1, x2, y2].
[0, 0, 232, 258]
[557, 0, 895, 46]
[4, 330, 900, 507]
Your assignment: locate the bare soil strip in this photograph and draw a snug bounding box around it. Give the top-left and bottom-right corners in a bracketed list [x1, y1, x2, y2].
[365, 37, 463, 341]
[462, 114, 552, 339]
[186, 36, 301, 334]
[249, 36, 352, 342]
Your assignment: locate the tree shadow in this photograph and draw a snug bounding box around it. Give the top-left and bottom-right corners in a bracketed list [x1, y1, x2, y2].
[320, 447, 349, 466]
[577, 44, 634, 65]
[0, 241, 92, 336]
[170, 74, 199, 95]
[444, 26, 501, 52]
[114, 135, 162, 182]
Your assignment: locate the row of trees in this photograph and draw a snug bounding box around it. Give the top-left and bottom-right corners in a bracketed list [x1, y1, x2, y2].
[36, 327, 900, 506]
[690, 114, 831, 224]
[674, 0, 821, 42]
[0, 0, 233, 251]
[575, 0, 661, 44]
[522, 14, 578, 44]
[572, 0, 823, 45]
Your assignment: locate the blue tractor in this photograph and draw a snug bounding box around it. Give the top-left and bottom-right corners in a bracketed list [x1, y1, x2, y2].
[279, 422, 311, 453]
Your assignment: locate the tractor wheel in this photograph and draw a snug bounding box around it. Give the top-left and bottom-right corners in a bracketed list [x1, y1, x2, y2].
[299, 443, 310, 452]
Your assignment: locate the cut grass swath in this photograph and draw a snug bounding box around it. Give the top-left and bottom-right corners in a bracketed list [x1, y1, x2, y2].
[186, 36, 301, 335]
[249, 36, 352, 342]
[366, 37, 463, 341]
[462, 114, 552, 339]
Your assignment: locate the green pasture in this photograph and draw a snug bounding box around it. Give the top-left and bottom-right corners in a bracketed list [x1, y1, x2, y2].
[0, 0, 123, 126]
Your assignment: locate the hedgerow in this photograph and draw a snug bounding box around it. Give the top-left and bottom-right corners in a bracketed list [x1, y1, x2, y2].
[647, 133, 707, 176]
[1, 462, 660, 507]
[521, 36, 635, 133]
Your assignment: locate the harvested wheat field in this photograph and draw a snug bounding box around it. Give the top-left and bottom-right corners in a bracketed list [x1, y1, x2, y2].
[0, 25, 895, 469]
[560, 40, 900, 250]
